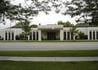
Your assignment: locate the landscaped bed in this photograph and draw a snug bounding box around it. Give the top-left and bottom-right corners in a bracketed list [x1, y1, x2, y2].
[0, 61, 98, 70]
[0, 50, 98, 57]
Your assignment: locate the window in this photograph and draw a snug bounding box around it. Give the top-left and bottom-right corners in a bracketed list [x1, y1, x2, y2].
[12, 32, 14, 40]
[5, 32, 7, 40]
[9, 32, 10, 40]
[33, 32, 35, 40]
[64, 32, 66, 40]
[90, 31, 92, 40]
[36, 32, 38, 40]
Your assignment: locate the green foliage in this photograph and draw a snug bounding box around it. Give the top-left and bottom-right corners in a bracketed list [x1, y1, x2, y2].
[70, 26, 79, 40]
[16, 32, 32, 40]
[78, 32, 87, 39]
[16, 33, 26, 40]
[31, 24, 38, 28]
[66, 0, 98, 26]
[70, 26, 78, 35]
[0, 36, 3, 40]
[57, 21, 74, 27]
[76, 23, 89, 27]
[1, 0, 98, 26]
[0, 0, 46, 24]
[16, 20, 32, 40]
[16, 20, 31, 33]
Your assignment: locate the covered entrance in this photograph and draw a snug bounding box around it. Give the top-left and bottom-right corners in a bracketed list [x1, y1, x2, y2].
[41, 30, 60, 40]
[38, 24, 63, 40]
[47, 32, 56, 40]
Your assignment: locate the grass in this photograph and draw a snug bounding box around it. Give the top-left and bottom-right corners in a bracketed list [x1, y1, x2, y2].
[0, 61, 98, 70]
[0, 50, 98, 57]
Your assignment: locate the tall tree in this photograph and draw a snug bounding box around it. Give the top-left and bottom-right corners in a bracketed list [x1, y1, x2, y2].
[16, 20, 31, 33]
[0, 0, 52, 24]
[70, 26, 79, 40]
[36, 0, 98, 26]
[65, 0, 98, 26]
[16, 20, 32, 40]
[0, 0, 32, 24]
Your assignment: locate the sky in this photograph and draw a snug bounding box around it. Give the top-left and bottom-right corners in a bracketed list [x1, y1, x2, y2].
[32, 12, 77, 25]
[0, 0, 76, 29]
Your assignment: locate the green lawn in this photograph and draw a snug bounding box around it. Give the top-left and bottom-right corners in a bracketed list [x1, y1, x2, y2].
[0, 50, 98, 57]
[0, 61, 98, 70]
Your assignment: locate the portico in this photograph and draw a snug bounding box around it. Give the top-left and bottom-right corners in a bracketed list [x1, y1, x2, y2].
[38, 24, 63, 41]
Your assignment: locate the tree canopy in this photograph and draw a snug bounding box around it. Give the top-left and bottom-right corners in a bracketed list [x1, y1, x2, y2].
[65, 0, 98, 26]
[0, 0, 98, 26]
[0, 0, 50, 24]
[57, 21, 74, 27]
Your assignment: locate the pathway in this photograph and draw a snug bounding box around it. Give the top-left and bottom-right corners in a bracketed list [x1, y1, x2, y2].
[0, 42, 98, 50]
[0, 56, 98, 62]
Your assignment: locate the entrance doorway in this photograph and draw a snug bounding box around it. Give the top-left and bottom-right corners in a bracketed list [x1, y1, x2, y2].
[47, 32, 56, 40]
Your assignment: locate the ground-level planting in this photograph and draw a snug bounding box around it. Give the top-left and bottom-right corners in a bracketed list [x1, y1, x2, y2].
[0, 61, 98, 70]
[0, 50, 98, 57]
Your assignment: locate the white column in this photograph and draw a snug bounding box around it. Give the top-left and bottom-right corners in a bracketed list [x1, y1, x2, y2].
[73, 35, 75, 40]
[88, 30, 90, 40]
[66, 31, 68, 40]
[14, 31, 16, 40]
[70, 32, 71, 40]
[95, 31, 97, 40]
[35, 31, 37, 40]
[10, 32, 12, 40]
[38, 30, 41, 41]
[28, 35, 30, 40]
[60, 30, 64, 41]
[3, 31, 5, 40]
[32, 31, 33, 40]
[92, 30, 93, 40]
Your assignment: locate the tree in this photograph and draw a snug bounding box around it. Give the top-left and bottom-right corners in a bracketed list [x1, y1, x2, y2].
[0, 0, 17, 23]
[65, 0, 98, 26]
[70, 26, 79, 40]
[2, 0, 98, 26]
[0, 0, 72, 25]
[37, 0, 98, 26]
[0, 0, 52, 24]
[76, 23, 89, 27]
[31, 24, 38, 28]
[57, 21, 74, 27]
[78, 31, 87, 39]
[16, 20, 32, 40]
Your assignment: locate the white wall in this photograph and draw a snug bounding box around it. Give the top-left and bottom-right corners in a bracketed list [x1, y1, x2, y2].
[0, 26, 98, 40]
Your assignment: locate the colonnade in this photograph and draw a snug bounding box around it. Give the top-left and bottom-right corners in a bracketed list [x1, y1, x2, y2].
[4, 32, 15, 40]
[88, 30, 98, 40]
[3, 30, 98, 41]
[60, 30, 72, 40]
[64, 31, 72, 40]
[31, 31, 38, 40]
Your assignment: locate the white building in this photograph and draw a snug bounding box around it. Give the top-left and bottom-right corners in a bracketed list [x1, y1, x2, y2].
[0, 24, 98, 41]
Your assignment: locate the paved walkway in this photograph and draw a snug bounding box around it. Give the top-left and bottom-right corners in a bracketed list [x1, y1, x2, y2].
[0, 56, 98, 62]
[0, 42, 98, 50]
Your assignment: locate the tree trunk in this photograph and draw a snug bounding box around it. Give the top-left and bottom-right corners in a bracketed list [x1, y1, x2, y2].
[73, 35, 75, 40]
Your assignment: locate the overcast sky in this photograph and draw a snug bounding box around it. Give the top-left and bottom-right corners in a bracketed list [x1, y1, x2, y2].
[0, 0, 76, 29]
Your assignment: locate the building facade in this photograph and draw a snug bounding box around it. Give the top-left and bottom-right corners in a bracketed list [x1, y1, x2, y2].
[0, 24, 98, 41]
